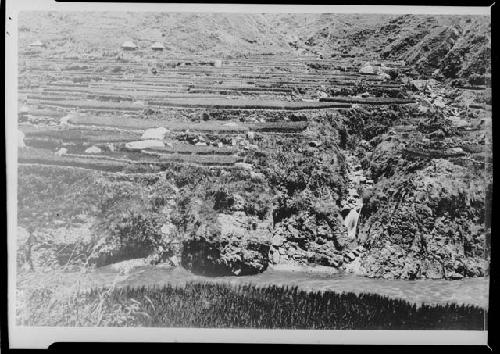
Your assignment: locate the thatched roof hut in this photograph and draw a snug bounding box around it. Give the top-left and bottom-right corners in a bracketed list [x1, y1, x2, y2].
[151, 42, 165, 51]
[121, 41, 138, 50]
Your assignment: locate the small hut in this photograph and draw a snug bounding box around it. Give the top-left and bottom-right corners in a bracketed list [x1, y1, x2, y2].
[214, 59, 223, 68]
[121, 41, 137, 51]
[151, 42, 165, 51]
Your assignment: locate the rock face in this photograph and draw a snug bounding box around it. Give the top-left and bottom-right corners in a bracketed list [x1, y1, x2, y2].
[182, 234, 270, 276]
[181, 212, 272, 276]
[358, 159, 487, 279]
[270, 211, 348, 268]
[369, 136, 407, 180]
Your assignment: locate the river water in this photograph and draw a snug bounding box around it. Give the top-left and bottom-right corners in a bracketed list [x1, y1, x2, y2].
[17, 264, 488, 309]
[50, 265, 486, 309]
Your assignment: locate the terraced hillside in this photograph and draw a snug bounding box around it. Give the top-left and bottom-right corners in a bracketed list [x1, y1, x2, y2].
[19, 12, 490, 80]
[17, 12, 491, 281]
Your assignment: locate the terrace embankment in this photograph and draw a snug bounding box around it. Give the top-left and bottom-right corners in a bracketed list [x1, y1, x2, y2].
[16, 13, 491, 282]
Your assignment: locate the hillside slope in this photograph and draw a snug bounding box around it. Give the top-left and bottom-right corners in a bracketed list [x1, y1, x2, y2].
[19, 12, 490, 79]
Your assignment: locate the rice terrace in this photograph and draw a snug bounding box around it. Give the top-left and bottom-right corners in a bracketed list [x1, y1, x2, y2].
[15, 10, 491, 330]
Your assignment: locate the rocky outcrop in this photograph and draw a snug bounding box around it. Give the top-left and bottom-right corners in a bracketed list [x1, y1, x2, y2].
[182, 234, 270, 276]
[357, 159, 488, 279]
[270, 212, 348, 267]
[173, 177, 273, 276]
[366, 135, 406, 181]
[181, 212, 272, 276]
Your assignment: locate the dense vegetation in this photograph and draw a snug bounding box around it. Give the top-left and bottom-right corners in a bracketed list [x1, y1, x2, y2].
[17, 165, 106, 270]
[19, 282, 485, 329]
[17, 165, 181, 270]
[17, 164, 276, 275]
[171, 169, 274, 275]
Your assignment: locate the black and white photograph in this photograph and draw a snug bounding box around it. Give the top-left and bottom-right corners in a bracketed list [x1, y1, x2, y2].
[5, 0, 492, 348]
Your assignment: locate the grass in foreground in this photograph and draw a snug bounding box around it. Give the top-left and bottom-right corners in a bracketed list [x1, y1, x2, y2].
[19, 282, 485, 329]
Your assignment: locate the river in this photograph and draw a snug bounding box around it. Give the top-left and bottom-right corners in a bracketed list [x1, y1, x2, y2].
[118, 266, 489, 308]
[19, 264, 486, 309]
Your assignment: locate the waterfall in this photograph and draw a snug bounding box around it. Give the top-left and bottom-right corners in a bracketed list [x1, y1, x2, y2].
[344, 208, 360, 240]
[342, 151, 368, 241]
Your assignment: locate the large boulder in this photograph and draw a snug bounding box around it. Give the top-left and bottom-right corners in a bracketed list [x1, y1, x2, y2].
[84, 145, 102, 154]
[55, 148, 67, 156]
[359, 64, 376, 74]
[141, 127, 168, 140]
[60, 114, 74, 125]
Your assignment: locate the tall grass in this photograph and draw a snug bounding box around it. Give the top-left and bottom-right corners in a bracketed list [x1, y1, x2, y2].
[20, 282, 485, 329]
